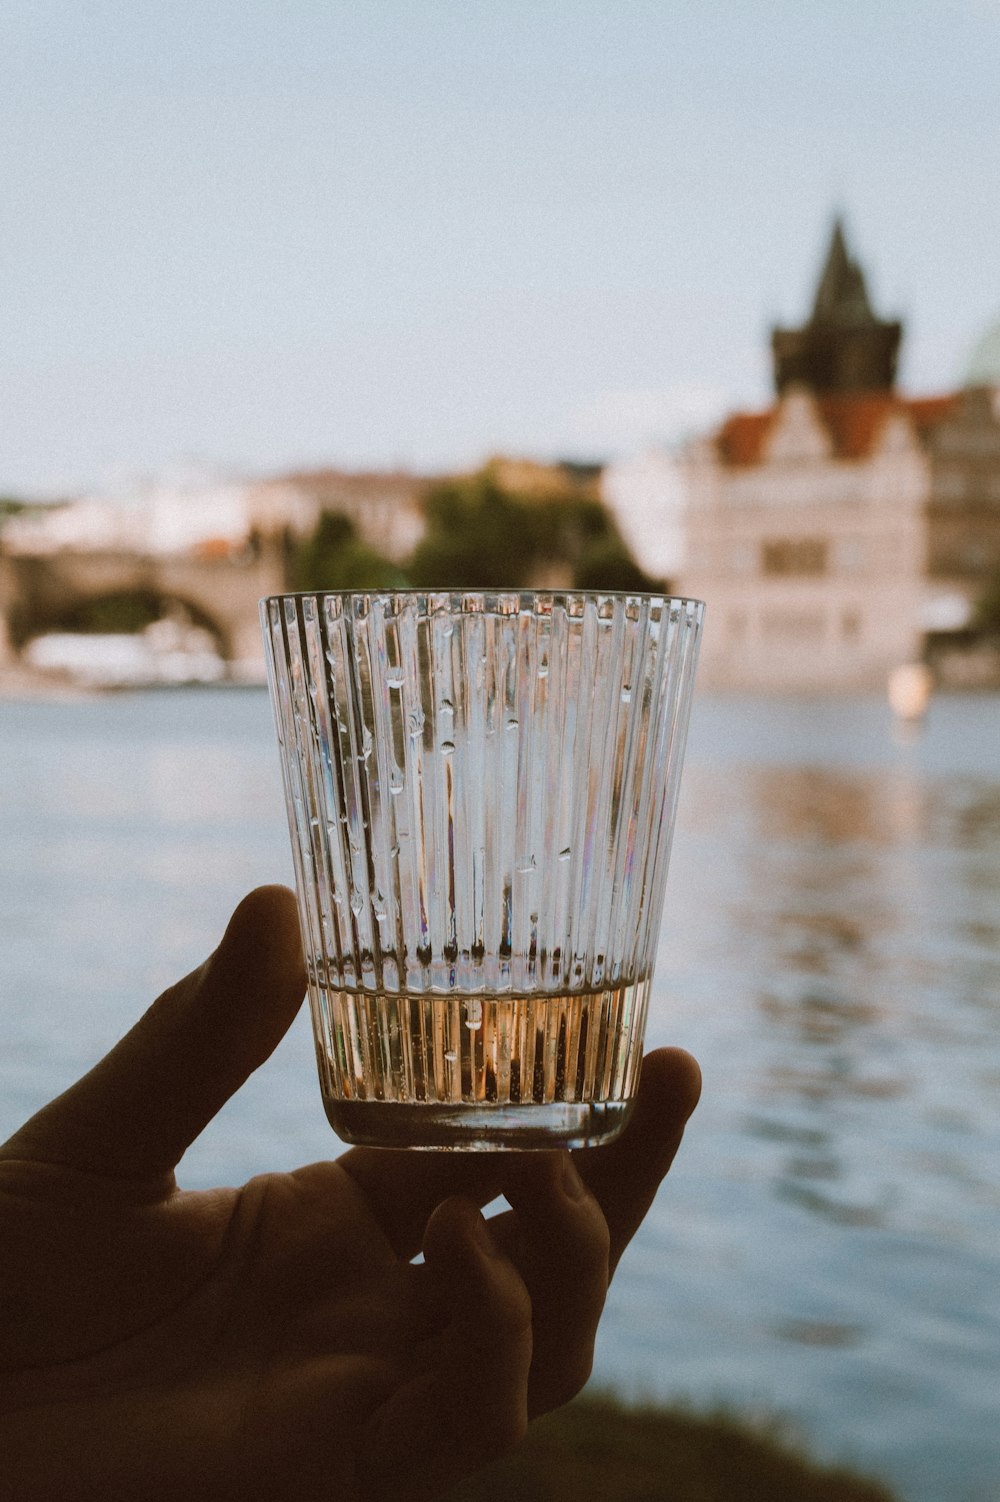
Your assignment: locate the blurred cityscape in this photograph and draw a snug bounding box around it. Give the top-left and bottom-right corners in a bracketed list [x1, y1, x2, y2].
[2, 218, 1000, 695]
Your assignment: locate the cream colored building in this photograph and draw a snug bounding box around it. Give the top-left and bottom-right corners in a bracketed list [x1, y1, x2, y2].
[253, 469, 427, 563]
[601, 448, 689, 584]
[681, 389, 957, 689]
[677, 222, 1000, 690]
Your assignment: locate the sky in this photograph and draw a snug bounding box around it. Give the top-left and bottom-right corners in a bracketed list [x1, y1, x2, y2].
[3, 0, 1000, 496]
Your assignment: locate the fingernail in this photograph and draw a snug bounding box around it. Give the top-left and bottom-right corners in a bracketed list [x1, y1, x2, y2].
[562, 1154, 587, 1201]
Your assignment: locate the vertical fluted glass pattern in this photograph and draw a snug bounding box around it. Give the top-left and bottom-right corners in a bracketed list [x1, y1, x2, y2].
[262, 590, 703, 1147]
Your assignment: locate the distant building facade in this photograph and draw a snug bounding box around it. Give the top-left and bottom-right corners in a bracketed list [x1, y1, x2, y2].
[601, 449, 689, 585]
[679, 220, 1000, 689]
[252, 469, 427, 563]
[0, 465, 430, 673]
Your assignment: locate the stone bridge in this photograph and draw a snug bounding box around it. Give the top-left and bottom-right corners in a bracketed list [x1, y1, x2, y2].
[0, 538, 291, 669]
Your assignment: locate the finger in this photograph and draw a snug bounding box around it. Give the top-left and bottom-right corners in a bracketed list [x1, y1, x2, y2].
[359, 1197, 532, 1502]
[2, 886, 307, 1180]
[337, 1049, 700, 1262]
[490, 1152, 611, 1418]
[338, 1149, 506, 1260]
[575, 1047, 701, 1276]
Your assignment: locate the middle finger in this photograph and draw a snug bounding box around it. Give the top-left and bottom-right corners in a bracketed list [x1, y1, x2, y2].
[489, 1151, 611, 1418]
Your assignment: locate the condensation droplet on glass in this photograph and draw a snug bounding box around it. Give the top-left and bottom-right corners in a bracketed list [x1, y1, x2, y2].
[389, 768, 404, 794]
[559, 846, 572, 861]
[349, 894, 364, 916]
[389, 842, 400, 858]
[444, 1049, 457, 1063]
[538, 663, 549, 678]
[360, 727, 374, 759]
[506, 717, 519, 731]
[440, 740, 455, 756]
[407, 708, 425, 737]
[621, 685, 632, 703]
[516, 855, 536, 874]
[385, 671, 404, 690]
[465, 999, 483, 1031]
[440, 696, 454, 713]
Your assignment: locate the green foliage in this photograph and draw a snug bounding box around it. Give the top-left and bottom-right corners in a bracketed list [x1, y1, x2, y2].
[284, 471, 660, 596]
[292, 511, 408, 593]
[973, 572, 1000, 635]
[407, 466, 657, 591]
[407, 472, 535, 588]
[65, 591, 163, 634]
[444, 1393, 900, 1502]
[572, 537, 663, 593]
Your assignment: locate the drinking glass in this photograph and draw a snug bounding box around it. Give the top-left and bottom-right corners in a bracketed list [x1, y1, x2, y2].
[261, 589, 703, 1149]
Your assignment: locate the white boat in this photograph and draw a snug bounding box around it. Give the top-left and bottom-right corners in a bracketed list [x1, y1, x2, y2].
[23, 620, 227, 689]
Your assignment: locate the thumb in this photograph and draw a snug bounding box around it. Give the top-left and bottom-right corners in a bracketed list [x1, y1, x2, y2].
[1, 886, 306, 1181]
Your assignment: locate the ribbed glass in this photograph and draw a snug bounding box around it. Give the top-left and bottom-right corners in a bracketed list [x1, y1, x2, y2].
[261, 589, 703, 1149]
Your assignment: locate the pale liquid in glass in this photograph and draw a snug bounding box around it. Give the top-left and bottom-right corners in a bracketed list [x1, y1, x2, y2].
[313, 978, 652, 1149]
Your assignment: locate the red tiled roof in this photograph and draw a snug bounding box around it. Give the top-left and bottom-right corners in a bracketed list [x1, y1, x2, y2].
[716, 410, 777, 465]
[905, 394, 956, 432]
[816, 393, 897, 459]
[715, 391, 957, 466]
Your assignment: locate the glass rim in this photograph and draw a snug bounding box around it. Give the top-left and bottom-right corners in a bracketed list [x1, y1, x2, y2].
[260, 587, 706, 611]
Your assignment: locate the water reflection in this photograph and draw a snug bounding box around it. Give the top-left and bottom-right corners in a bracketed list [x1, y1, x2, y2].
[670, 747, 1000, 1249]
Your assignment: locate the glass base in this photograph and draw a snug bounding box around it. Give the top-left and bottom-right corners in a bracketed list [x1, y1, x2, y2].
[324, 1097, 635, 1150]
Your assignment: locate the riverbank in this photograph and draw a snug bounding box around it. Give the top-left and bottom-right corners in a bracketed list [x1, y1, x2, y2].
[445, 1394, 900, 1501]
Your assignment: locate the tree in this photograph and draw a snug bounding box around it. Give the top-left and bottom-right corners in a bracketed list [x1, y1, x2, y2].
[973, 572, 1000, 636]
[406, 471, 536, 588]
[406, 465, 658, 592]
[291, 512, 407, 593]
[572, 537, 663, 593]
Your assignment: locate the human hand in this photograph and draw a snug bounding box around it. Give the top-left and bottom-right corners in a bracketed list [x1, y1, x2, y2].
[0, 886, 700, 1502]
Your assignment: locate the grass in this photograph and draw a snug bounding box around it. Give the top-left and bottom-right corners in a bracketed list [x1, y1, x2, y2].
[444, 1392, 901, 1502]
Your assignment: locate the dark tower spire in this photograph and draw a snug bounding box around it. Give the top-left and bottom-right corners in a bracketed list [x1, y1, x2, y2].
[811, 218, 873, 322]
[771, 218, 902, 394]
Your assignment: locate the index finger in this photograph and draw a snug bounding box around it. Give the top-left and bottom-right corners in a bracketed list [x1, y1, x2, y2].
[574, 1047, 701, 1275]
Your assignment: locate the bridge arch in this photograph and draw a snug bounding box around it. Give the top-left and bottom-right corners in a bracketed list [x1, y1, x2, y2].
[25, 586, 233, 658]
[0, 540, 290, 671]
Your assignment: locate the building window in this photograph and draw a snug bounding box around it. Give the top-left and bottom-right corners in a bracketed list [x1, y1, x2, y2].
[760, 537, 829, 576]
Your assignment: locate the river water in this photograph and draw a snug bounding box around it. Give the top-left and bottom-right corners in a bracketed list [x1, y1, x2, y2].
[0, 688, 997, 1501]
